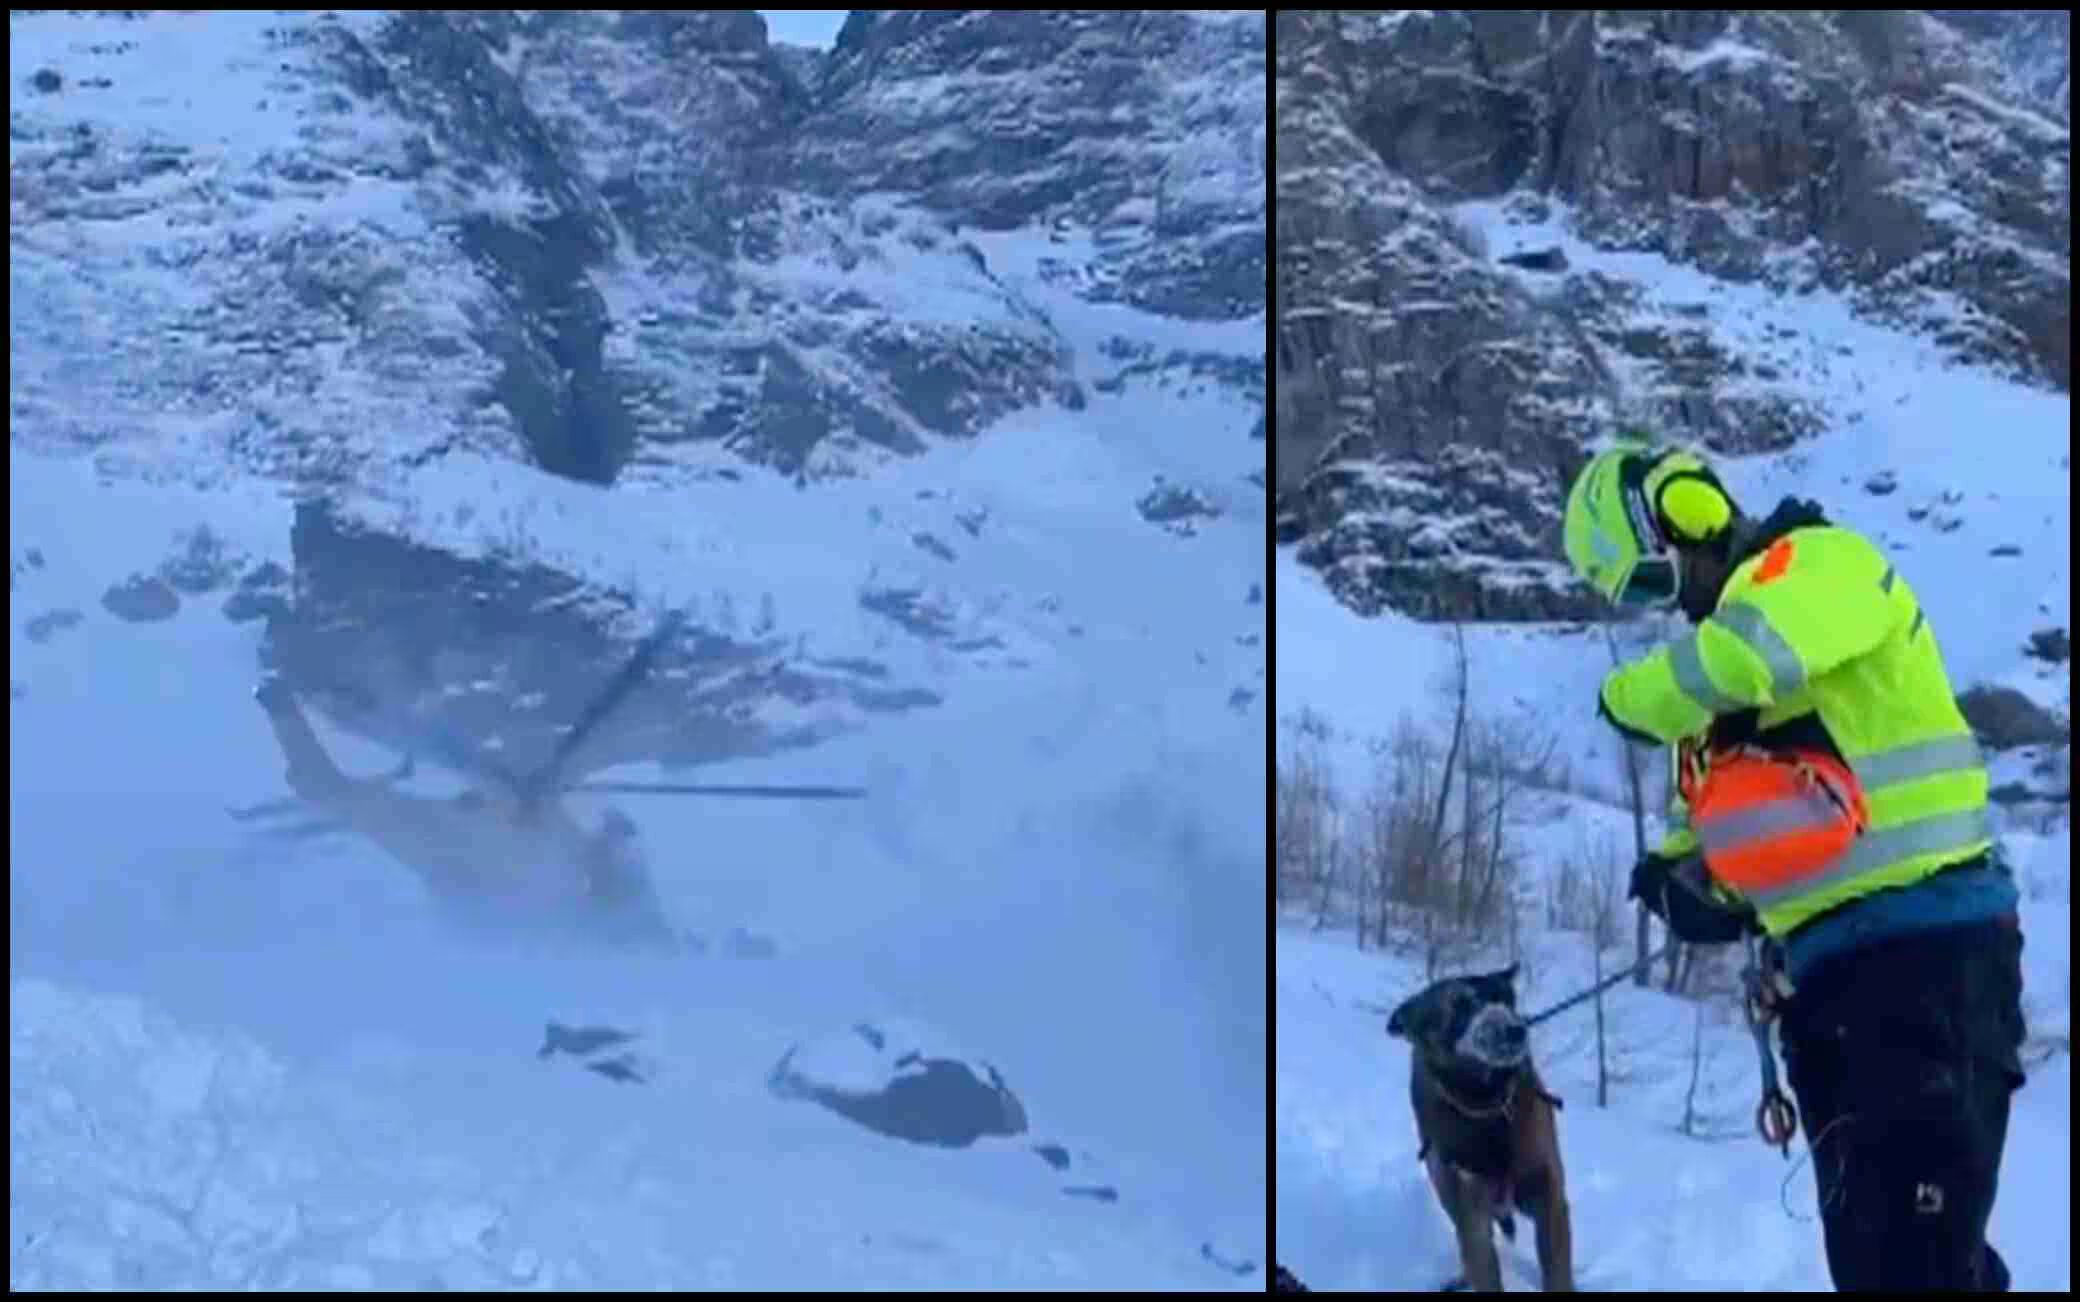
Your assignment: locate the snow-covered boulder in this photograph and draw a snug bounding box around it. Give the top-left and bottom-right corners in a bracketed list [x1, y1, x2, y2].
[768, 1019, 1028, 1149]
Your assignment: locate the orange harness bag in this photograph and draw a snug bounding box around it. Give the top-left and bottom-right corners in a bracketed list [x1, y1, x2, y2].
[1681, 742, 1871, 902]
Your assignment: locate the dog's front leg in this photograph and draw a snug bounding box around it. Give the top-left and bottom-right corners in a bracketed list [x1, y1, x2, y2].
[1519, 1168, 1575, 1292]
[1430, 1158, 1505, 1291]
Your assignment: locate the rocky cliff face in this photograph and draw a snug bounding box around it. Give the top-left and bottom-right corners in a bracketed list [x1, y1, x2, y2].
[1275, 9, 2068, 622]
[804, 11, 1266, 322]
[11, 8, 1266, 774]
[12, 7, 1265, 483]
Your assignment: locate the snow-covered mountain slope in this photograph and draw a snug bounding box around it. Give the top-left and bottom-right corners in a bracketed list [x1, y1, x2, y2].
[9, 9, 1266, 1292]
[8, 320, 1265, 1292]
[1272, 216, 2069, 1286]
[10, 9, 1262, 493]
[9, 6, 1266, 781]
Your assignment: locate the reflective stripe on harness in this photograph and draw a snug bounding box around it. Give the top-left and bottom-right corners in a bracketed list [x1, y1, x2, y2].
[1686, 747, 1869, 903]
[1682, 731, 1988, 913]
[1694, 789, 1849, 854]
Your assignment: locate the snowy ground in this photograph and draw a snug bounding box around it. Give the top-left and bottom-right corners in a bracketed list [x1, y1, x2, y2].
[1275, 197, 2070, 1291]
[10, 161, 1265, 1300]
[1275, 884, 2071, 1291]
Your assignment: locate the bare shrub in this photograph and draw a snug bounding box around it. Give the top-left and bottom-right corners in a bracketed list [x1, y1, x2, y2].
[1279, 625, 1563, 970]
[1276, 708, 1344, 927]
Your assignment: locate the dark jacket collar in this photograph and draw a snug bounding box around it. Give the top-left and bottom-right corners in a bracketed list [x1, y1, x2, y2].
[1730, 496, 1832, 569]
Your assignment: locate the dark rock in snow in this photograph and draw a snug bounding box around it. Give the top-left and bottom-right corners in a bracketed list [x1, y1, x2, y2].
[538, 1021, 640, 1060]
[769, 1020, 1029, 1149]
[1201, 1242, 1258, 1278]
[1957, 685, 2067, 750]
[30, 67, 63, 94]
[1137, 481, 1221, 534]
[858, 584, 958, 641]
[584, 1054, 649, 1084]
[23, 608, 83, 644]
[101, 574, 180, 623]
[1988, 543, 2022, 557]
[1062, 1184, 1119, 1203]
[1498, 246, 1568, 273]
[911, 531, 957, 563]
[221, 560, 292, 625]
[1987, 780, 2068, 807]
[2024, 627, 2070, 664]
[158, 525, 241, 594]
[1864, 470, 1900, 496]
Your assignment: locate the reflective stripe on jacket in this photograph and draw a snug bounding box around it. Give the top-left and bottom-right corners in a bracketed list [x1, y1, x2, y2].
[1604, 525, 1989, 936]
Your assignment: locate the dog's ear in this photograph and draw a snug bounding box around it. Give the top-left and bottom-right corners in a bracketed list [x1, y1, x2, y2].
[1476, 962, 1520, 989]
[1387, 986, 1445, 1040]
[1385, 995, 1418, 1039]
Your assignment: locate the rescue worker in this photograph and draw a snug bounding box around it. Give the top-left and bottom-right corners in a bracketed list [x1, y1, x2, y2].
[1562, 442, 2025, 1292]
[254, 675, 679, 951]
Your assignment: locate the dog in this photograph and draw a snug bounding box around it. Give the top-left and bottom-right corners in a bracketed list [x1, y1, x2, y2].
[1386, 963, 1574, 1292]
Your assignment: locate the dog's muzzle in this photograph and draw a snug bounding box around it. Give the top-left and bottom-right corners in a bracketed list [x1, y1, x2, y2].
[1457, 1004, 1529, 1071]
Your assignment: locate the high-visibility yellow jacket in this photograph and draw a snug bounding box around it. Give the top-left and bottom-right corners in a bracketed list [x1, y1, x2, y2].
[1601, 515, 1993, 941]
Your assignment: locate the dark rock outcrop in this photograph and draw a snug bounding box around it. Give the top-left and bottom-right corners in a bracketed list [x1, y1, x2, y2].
[1958, 684, 2068, 750]
[259, 498, 936, 785]
[101, 574, 180, 623]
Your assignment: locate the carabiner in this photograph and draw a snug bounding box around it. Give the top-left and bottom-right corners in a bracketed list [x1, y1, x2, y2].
[1757, 1088, 1799, 1155]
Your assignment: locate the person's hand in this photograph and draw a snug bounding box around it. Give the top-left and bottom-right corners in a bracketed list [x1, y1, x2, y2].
[1628, 851, 1757, 945]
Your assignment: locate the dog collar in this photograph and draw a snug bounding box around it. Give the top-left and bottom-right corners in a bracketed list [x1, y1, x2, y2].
[1432, 1068, 1521, 1120]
